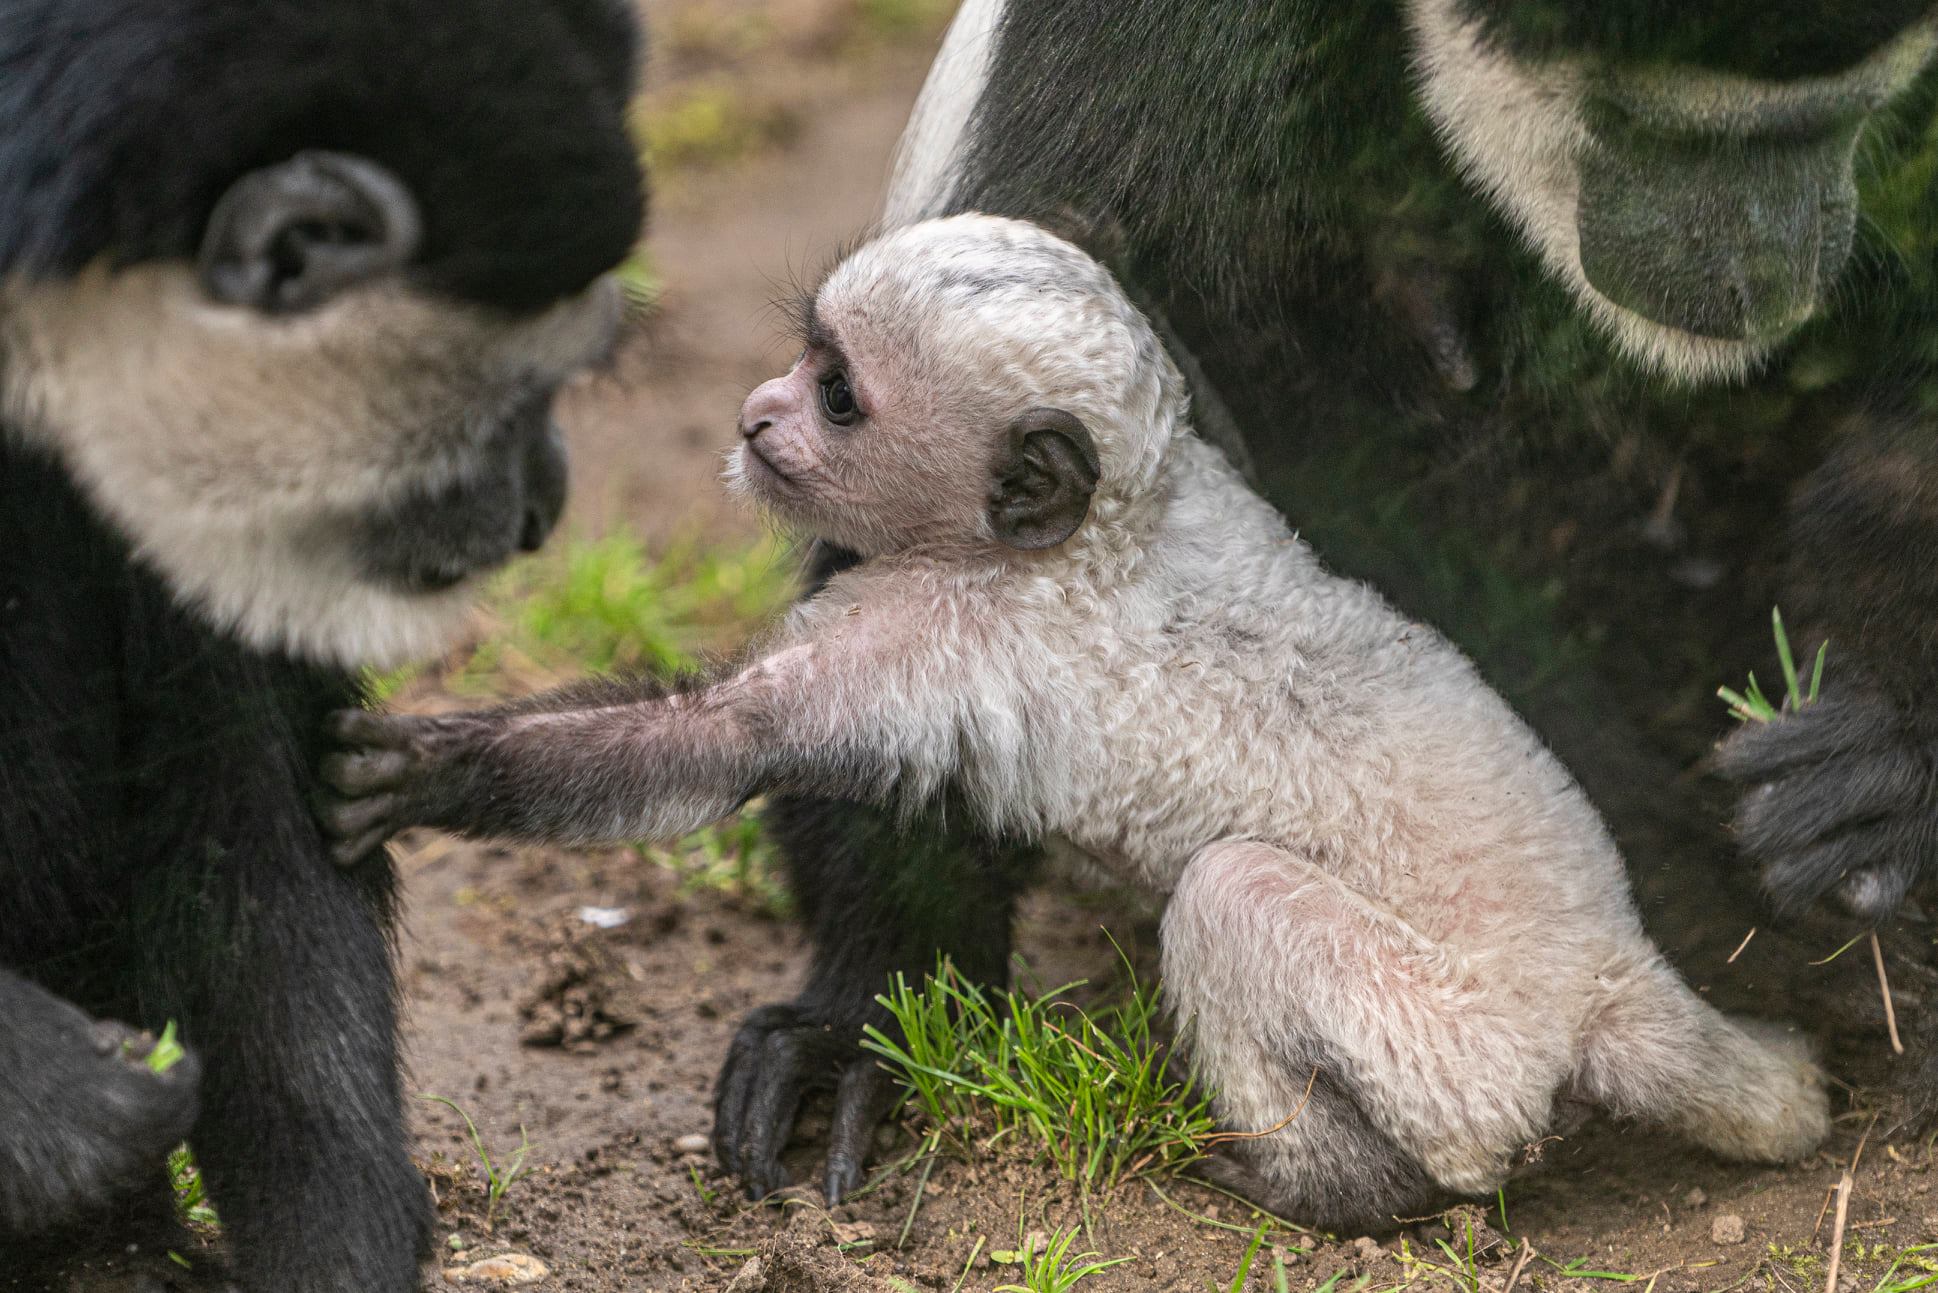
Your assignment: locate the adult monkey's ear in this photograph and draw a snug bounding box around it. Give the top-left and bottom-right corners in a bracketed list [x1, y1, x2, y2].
[989, 407, 1101, 550]
[199, 151, 422, 314]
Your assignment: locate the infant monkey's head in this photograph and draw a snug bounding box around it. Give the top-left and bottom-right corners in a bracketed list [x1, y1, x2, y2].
[731, 215, 1186, 558]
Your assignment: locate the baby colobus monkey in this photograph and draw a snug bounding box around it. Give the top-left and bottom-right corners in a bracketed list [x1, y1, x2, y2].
[320, 214, 1827, 1230]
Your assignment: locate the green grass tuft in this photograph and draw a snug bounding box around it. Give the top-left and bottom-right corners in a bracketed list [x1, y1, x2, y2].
[452, 531, 797, 694]
[1870, 1243, 1938, 1293]
[862, 953, 1216, 1193]
[991, 1225, 1130, 1293]
[1221, 1221, 1273, 1293]
[1719, 605, 1827, 723]
[420, 1094, 538, 1230]
[855, 0, 957, 37]
[634, 811, 790, 917]
[634, 85, 799, 173]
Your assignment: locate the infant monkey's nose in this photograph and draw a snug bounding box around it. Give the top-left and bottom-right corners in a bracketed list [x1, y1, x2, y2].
[739, 375, 791, 439]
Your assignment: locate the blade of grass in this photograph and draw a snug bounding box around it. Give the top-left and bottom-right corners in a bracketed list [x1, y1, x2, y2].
[1774, 607, 1802, 710]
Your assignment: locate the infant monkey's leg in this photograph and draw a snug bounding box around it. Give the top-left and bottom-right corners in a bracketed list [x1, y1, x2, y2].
[1161, 842, 1565, 1224]
[1570, 954, 1827, 1163]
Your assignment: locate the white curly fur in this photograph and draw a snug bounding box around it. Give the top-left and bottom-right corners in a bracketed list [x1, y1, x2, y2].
[431, 216, 1826, 1223]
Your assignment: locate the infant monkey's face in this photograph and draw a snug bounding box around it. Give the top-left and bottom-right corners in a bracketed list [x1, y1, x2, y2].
[730, 219, 1104, 559]
[730, 295, 993, 557]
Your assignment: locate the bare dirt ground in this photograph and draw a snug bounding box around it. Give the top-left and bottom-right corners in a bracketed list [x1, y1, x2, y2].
[50, 1, 1938, 1289]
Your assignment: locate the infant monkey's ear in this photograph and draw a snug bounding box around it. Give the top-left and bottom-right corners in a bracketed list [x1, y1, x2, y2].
[989, 407, 1101, 550]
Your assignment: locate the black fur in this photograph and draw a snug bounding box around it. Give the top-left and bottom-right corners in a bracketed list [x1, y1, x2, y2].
[1, 450, 428, 1287]
[1454, 0, 1932, 76]
[0, 0, 643, 310]
[715, 0, 1938, 1215]
[0, 3, 642, 1287]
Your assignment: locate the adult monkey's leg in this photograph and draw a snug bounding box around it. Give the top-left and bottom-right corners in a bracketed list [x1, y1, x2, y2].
[712, 798, 1035, 1201]
[710, 545, 1037, 1203]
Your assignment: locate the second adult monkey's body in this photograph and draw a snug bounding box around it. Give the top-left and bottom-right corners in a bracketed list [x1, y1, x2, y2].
[322, 215, 1825, 1229]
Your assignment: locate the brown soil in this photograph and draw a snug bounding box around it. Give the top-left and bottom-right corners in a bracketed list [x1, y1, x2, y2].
[47, 1, 1938, 1289]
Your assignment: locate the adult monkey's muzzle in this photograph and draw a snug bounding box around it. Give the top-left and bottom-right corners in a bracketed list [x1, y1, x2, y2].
[1575, 19, 1938, 343]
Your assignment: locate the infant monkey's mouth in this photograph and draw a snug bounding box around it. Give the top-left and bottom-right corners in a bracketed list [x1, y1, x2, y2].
[744, 440, 795, 487]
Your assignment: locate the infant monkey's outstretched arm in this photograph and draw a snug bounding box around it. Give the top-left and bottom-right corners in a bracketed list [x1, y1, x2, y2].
[319, 607, 973, 866]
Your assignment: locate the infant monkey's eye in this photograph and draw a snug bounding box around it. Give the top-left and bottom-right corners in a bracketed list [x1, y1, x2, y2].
[819, 371, 860, 426]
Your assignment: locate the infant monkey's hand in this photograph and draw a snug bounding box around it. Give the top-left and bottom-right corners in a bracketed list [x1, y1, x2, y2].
[318, 709, 496, 866]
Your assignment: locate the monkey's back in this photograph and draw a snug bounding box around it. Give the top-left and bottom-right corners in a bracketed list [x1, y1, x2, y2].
[1029, 438, 1656, 991]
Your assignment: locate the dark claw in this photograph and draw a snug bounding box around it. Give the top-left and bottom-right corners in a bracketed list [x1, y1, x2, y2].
[735, 1030, 810, 1199]
[712, 1003, 796, 1179]
[824, 1060, 895, 1204]
[711, 1001, 896, 1204]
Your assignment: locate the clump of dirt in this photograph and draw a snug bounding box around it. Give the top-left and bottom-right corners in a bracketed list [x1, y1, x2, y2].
[517, 923, 641, 1050]
[721, 1231, 908, 1292]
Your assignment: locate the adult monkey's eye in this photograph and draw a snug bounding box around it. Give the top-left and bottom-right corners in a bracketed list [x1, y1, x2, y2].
[819, 371, 860, 426]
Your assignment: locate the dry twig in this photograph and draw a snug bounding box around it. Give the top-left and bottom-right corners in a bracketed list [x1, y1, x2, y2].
[1870, 931, 1904, 1056]
[1823, 1172, 1853, 1293]
[1502, 1241, 1536, 1293]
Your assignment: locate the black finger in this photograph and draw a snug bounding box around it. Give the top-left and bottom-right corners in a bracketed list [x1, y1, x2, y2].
[1713, 701, 1872, 782]
[319, 749, 412, 795]
[320, 793, 401, 842]
[824, 1059, 895, 1204]
[735, 1030, 811, 1200]
[713, 1005, 796, 1177]
[327, 708, 394, 744]
[1759, 816, 1906, 915]
[713, 1045, 759, 1177]
[1735, 749, 1931, 858]
[330, 824, 397, 869]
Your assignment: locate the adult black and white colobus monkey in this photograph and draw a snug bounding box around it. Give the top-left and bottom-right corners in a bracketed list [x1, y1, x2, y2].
[0, 2, 642, 1288]
[711, 0, 1938, 1205]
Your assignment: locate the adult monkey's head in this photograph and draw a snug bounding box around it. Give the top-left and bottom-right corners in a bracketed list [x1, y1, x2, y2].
[0, 0, 646, 667]
[1408, 0, 1938, 383]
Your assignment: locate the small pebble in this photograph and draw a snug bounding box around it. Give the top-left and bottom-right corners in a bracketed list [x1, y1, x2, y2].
[830, 1220, 876, 1245]
[1710, 1214, 1746, 1245]
[443, 1252, 549, 1284]
[1684, 1187, 1708, 1208]
[673, 1133, 709, 1155]
[725, 1256, 767, 1293]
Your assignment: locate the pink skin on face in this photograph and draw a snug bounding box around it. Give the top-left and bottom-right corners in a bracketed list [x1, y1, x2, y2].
[736, 363, 821, 492]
